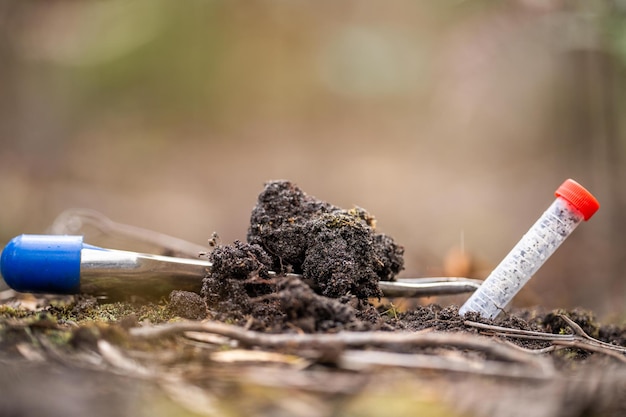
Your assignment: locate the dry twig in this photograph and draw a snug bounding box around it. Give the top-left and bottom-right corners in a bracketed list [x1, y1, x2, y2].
[464, 316, 626, 363]
[339, 349, 551, 379]
[129, 320, 554, 377]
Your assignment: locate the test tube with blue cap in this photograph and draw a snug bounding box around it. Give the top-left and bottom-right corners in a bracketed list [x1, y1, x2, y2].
[0, 235, 212, 297]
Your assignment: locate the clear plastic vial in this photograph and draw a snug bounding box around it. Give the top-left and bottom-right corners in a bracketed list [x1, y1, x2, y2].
[459, 179, 600, 319]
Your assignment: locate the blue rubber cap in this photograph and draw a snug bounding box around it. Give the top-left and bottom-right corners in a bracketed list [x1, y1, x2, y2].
[1, 235, 83, 294]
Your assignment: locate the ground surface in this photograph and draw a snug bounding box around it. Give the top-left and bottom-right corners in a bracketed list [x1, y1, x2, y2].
[1, 293, 626, 417]
[1, 181, 626, 417]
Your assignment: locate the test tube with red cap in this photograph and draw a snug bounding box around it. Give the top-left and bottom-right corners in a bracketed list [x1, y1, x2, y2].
[459, 179, 600, 319]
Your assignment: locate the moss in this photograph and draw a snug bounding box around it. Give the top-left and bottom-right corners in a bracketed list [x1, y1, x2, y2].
[0, 305, 33, 319]
[383, 303, 400, 319]
[45, 328, 74, 347]
[321, 212, 362, 229]
[46, 297, 177, 326]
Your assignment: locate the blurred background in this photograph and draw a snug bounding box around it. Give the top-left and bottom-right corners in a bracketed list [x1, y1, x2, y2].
[1, 0, 625, 317]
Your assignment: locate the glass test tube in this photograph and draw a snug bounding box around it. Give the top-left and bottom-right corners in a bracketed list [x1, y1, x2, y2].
[459, 179, 600, 319]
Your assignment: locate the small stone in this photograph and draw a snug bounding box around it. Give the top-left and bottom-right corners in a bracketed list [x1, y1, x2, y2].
[168, 290, 207, 320]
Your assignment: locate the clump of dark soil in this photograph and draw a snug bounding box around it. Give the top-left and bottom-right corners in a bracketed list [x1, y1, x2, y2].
[206, 239, 273, 281]
[200, 240, 274, 319]
[301, 212, 392, 299]
[199, 180, 406, 332]
[199, 240, 375, 332]
[272, 277, 365, 332]
[247, 180, 404, 299]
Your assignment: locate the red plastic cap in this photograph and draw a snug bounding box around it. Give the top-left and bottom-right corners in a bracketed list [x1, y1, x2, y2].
[555, 179, 600, 221]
